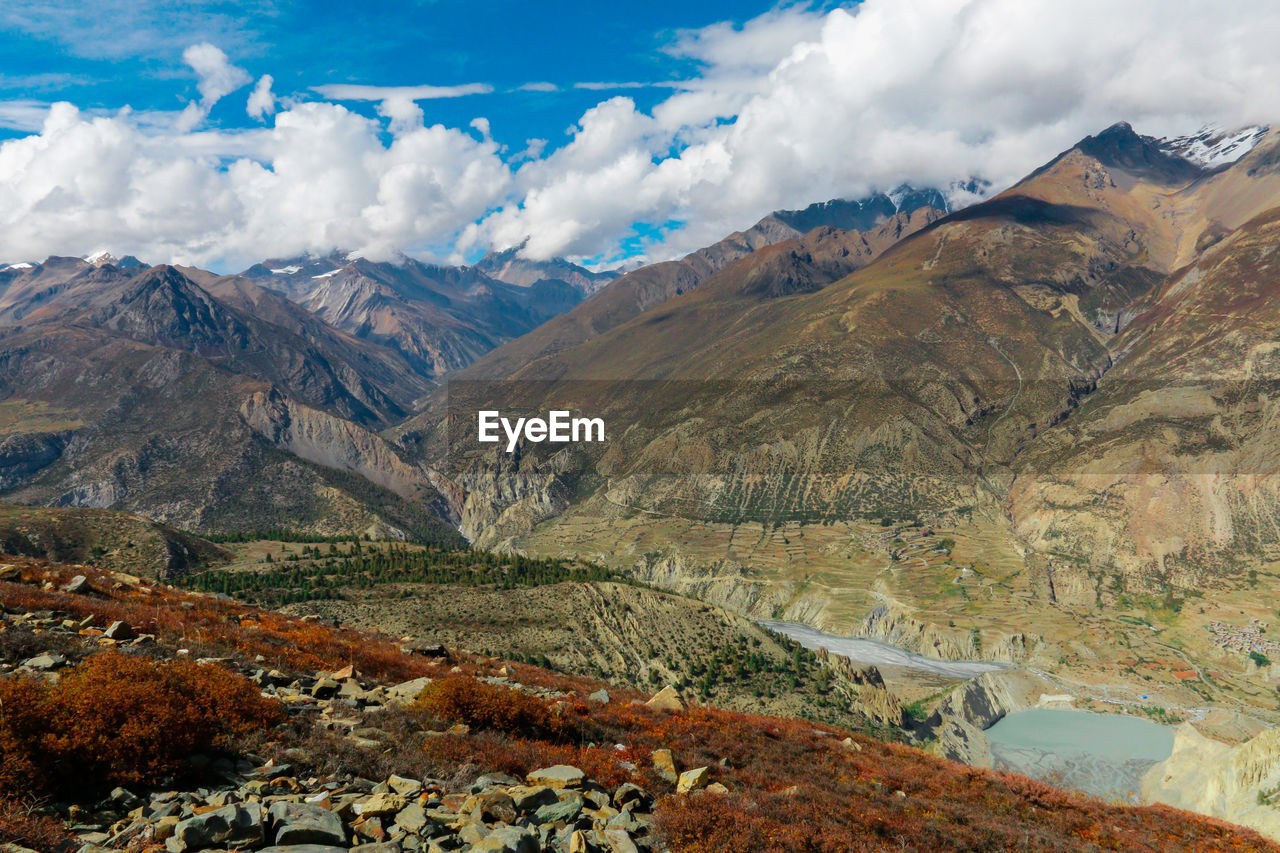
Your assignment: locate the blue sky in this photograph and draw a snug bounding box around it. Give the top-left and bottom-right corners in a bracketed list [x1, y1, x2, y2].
[0, 0, 1274, 271]
[0, 0, 786, 150]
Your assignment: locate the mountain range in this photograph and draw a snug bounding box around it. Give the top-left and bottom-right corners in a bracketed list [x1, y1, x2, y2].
[6, 119, 1280, 839]
[0, 185, 951, 537]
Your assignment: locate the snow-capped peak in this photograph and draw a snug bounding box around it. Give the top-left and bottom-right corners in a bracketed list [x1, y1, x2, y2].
[1160, 124, 1270, 169]
[84, 250, 117, 265]
[2, 262, 34, 271]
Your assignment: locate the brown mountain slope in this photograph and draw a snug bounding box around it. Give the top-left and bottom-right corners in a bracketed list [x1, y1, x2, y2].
[403, 124, 1280, 729]
[421, 130, 1184, 544]
[1013, 203, 1280, 597]
[454, 196, 946, 382]
[0, 263, 459, 539]
[0, 502, 225, 577]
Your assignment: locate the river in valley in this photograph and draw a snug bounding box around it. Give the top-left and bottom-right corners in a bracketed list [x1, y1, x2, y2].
[757, 619, 1008, 678]
[985, 708, 1175, 803]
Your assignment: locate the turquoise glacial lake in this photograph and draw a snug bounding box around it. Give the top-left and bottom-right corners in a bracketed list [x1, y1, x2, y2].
[985, 709, 1175, 802]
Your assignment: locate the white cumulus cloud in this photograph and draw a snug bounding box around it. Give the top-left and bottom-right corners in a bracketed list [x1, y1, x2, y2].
[175, 42, 252, 131]
[4, 1, 1280, 270]
[246, 74, 276, 120]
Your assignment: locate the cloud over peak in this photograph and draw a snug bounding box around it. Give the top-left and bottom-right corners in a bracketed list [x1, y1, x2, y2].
[2, 0, 1280, 271]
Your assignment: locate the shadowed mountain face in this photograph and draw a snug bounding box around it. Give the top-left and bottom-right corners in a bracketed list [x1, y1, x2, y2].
[415, 123, 1280, 619]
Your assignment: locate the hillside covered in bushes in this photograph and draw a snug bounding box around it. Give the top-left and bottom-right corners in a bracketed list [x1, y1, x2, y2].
[0, 556, 1275, 852]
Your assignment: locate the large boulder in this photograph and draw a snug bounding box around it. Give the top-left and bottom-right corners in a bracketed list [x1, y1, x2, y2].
[353, 793, 407, 818]
[22, 653, 67, 671]
[268, 801, 346, 846]
[526, 765, 584, 789]
[645, 686, 684, 712]
[651, 749, 678, 783]
[470, 825, 539, 853]
[676, 767, 711, 794]
[386, 676, 432, 706]
[103, 620, 135, 641]
[62, 575, 89, 594]
[167, 802, 264, 852]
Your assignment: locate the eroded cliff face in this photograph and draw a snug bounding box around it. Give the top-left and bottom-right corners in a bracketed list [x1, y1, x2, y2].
[240, 388, 436, 505]
[437, 447, 583, 547]
[1143, 724, 1280, 841]
[860, 604, 1039, 664]
[628, 550, 793, 621]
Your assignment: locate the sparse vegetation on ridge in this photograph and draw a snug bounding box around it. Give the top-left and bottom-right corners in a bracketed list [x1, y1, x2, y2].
[1, 554, 1275, 852]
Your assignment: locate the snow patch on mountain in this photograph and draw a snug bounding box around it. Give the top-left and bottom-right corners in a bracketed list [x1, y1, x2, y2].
[1160, 125, 1269, 169]
[270, 265, 302, 275]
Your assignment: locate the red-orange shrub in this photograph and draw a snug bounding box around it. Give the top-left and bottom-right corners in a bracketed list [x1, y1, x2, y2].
[0, 652, 284, 799]
[414, 676, 578, 742]
[0, 797, 74, 852]
[422, 732, 633, 789]
[655, 792, 794, 853]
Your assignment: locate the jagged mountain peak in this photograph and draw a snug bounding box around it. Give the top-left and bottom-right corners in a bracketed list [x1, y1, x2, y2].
[83, 250, 146, 269]
[1070, 121, 1205, 185]
[473, 244, 619, 295]
[768, 185, 948, 235]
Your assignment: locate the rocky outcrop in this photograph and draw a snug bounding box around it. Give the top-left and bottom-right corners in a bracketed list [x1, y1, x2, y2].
[929, 716, 995, 768]
[0, 431, 69, 490]
[934, 669, 1051, 730]
[1142, 724, 1280, 841]
[813, 647, 905, 727]
[445, 448, 589, 547]
[628, 551, 789, 619]
[919, 669, 1061, 766]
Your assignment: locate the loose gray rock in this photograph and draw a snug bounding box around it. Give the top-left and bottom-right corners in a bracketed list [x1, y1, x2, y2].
[534, 795, 583, 825]
[350, 844, 402, 853]
[62, 575, 89, 594]
[386, 774, 422, 796]
[470, 825, 539, 853]
[22, 653, 67, 671]
[393, 801, 430, 834]
[612, 783, 651, 810]
[311, 677, 340, 699]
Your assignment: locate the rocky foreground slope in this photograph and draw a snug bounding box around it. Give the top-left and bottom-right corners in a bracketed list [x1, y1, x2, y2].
[1, 556, 1276, 852]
